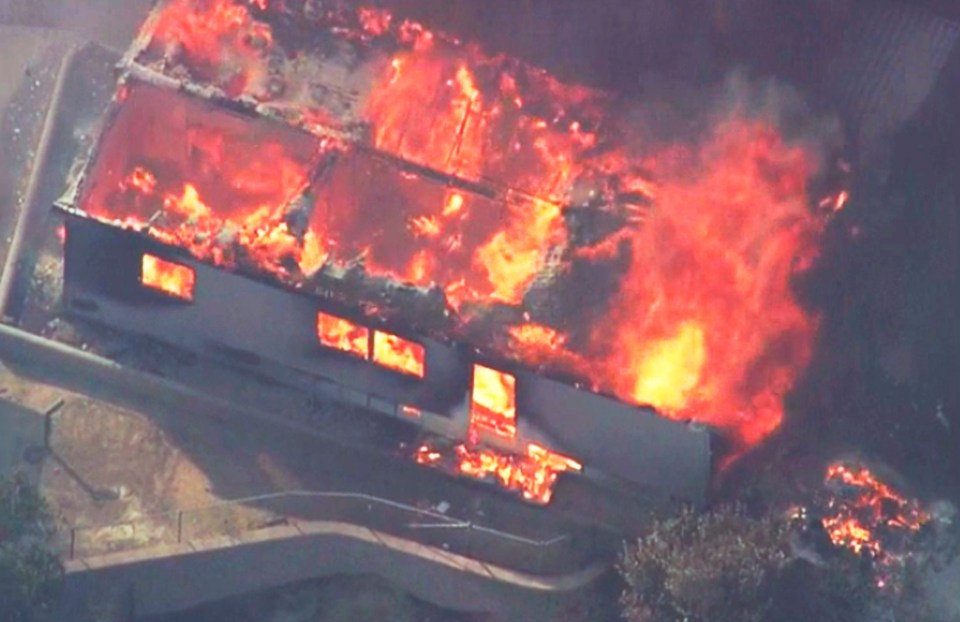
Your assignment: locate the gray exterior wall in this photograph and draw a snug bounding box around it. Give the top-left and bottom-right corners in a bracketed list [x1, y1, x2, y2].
[62, 213, 469, 415]
[516, 370, 710, 504]
[61, 213, 711, 505]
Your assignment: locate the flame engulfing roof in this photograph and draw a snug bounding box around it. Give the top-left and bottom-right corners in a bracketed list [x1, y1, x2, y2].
[68, 0, 844, 453]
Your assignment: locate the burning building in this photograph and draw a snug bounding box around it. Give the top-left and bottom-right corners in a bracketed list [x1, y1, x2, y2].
[55, 0, 839, 507]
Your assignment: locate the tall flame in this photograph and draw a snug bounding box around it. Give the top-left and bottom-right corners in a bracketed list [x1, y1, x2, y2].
[594, 121, 821, 448]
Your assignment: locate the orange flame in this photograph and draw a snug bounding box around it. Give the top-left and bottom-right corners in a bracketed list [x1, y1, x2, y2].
[148, 0, 272, 97]
[372, 332, 426, 378]
[317, 312, 369, 358]
[631, 321, 706, 413]
[141, 254, 195, 300]
[594, 121, 821, 448]
[470, 365, 517, 439]
[85, 85, 331, 281]
[509, 323, 567, 352]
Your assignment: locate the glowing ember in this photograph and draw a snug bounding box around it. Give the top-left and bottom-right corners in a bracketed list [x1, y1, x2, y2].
[509, 323, 566, 348]
[415, 440, 581, 504]
[400, 405, 422, 418]
[121, 166, 157, 194]
[372, 332, 426, 378]
[316, 312, 369, 359]
[818, 190, 849, 213]
[141, 254, 195, 300]
[470, 365, 517, 439]
[415, 444, 441, 465]
[821, 463, 930, 564]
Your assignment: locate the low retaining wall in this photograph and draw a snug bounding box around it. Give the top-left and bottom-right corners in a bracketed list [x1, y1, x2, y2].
[62, 519, 606, 620]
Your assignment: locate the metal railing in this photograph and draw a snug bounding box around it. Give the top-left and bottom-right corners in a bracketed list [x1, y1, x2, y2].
[62, 490, 606, 576]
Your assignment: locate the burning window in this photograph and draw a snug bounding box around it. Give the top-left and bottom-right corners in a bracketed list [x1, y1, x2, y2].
[372, 332, 425, 378]
[141, 254, 195, 300]
[316, 311, 370, 359]
[470, 364, 517, 439]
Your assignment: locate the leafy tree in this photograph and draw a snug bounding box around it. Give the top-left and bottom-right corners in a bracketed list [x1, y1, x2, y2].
[619, 505, 791, 622]
[0, 473, 63, 622]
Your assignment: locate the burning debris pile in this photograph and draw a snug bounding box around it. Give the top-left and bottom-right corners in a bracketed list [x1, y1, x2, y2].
[415, 441, 581, 505]
[816, 462, 932, 588]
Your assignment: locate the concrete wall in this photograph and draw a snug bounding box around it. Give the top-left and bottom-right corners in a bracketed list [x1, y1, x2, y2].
[62, 520, 605, 620]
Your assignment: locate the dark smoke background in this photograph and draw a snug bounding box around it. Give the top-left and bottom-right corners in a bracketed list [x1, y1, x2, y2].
[2, 0, 958, 501]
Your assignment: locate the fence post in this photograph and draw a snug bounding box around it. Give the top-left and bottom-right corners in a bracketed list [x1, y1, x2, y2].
[69, 528, 76, 560]
[43, 397, 65, 449]
[177, 511, 183, 544]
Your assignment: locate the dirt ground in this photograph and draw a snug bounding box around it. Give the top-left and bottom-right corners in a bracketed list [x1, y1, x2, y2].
[0, 363, 237, 553]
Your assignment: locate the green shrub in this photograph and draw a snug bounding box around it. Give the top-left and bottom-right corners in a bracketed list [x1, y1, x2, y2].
[618, 504, 900, 622]
[619, 505, 790, 622]
[0, 474, 63, 622]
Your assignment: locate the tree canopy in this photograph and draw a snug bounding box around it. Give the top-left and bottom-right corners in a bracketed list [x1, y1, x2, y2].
[0, 473, 63, 622]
